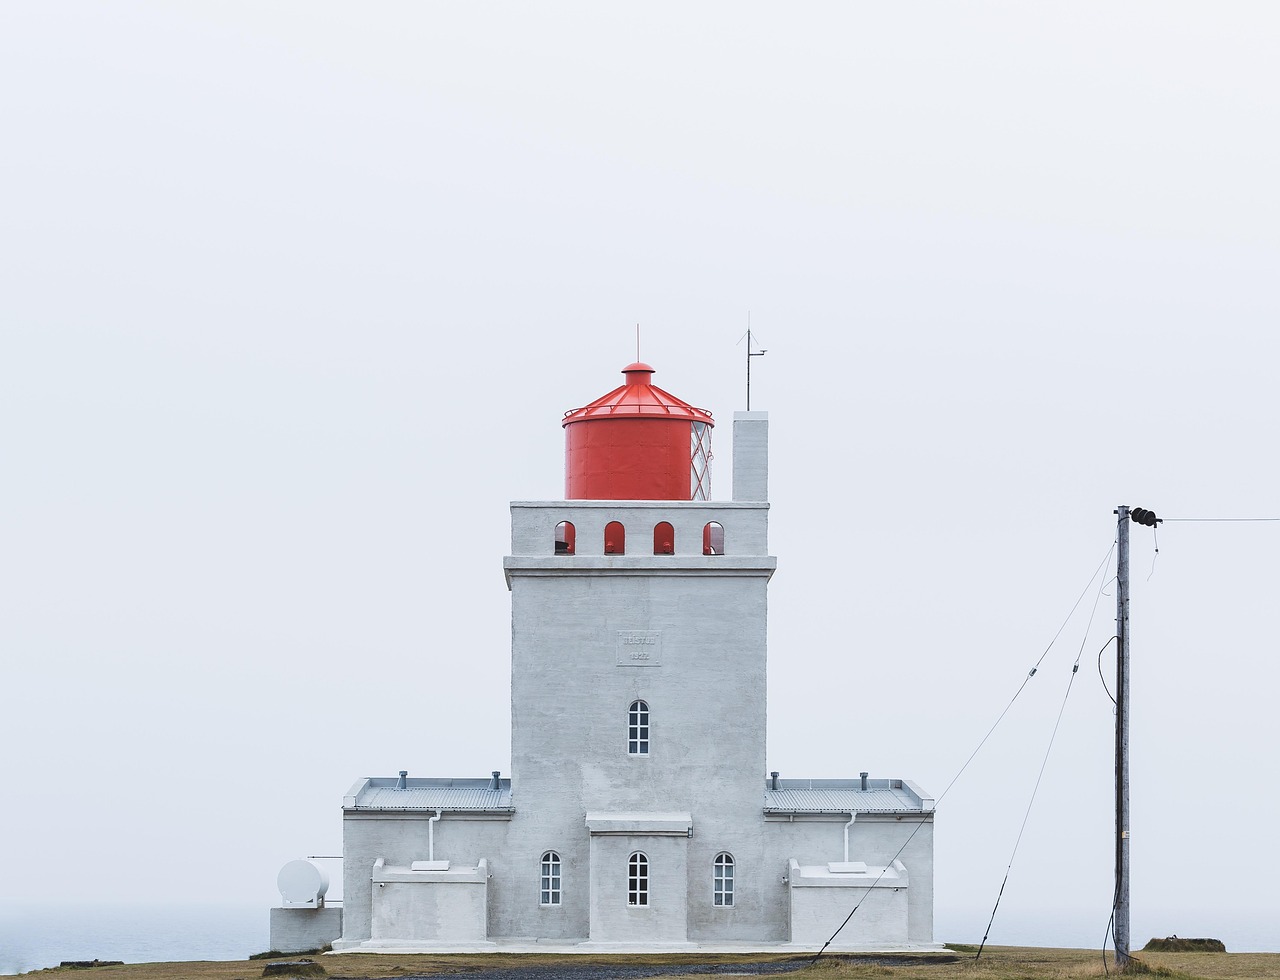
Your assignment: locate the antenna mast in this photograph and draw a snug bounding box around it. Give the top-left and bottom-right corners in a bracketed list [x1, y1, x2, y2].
[745, 314, 767, 410]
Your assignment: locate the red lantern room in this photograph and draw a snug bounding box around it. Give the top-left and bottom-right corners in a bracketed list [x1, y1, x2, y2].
[562, 362, 714, 501]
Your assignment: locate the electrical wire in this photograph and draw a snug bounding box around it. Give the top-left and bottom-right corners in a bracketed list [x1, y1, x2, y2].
[975, 661, 1082, 960]
[1096, 637, 1117, 706]
[809, 538, 1117, 964]
[974, 543, 1115, 960]
[1160, 517, 1280, 522]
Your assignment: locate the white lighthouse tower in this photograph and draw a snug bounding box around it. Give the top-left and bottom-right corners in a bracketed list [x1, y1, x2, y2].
[276, 361, 936, 953]
[500, 363, 776, 943]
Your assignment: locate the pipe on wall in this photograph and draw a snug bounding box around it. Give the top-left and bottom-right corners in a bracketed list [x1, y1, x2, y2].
[427, 813, 442, 859]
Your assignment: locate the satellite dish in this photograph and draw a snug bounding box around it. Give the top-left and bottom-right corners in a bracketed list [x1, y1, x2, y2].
[277, 859, 329, 907]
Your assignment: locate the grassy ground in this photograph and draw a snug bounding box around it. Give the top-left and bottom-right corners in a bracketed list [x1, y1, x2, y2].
[18, 946, 1280, 980]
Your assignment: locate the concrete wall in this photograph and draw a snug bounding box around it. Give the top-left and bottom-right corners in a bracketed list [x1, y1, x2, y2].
[787, 860, 910, 946]
[507, 500, 772, 560]
[371, 860, 489, 942]
[732, 412, 769, 502]
[588, 834, 689, 943]
[340, 812, 511, 944]
[501, 491, 775, 942]
[269, 907, 343, 953]
[764, 814, 933, 943]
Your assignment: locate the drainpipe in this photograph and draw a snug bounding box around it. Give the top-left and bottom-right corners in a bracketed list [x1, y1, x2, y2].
[844, 812, 857, 862]
[428, 810, 442, 861]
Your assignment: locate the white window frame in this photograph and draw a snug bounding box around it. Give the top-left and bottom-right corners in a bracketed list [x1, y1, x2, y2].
[540, 850, 562, 906]
[628, 699, 650, 756]
[713, 852, 735, 908]
[628, 851, 649, 907]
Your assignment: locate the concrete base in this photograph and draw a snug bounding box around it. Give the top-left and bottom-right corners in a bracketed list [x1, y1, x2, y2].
[328, 939, 948, 955]
[269, 907, 343, 953]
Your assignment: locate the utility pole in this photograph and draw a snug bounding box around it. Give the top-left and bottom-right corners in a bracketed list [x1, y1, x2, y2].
[1114, 505, 1131, 969]
[1113, 504, 1158, 970]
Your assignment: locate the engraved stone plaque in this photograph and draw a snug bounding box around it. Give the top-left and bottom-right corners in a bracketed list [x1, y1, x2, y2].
[616, 630, 662, 666]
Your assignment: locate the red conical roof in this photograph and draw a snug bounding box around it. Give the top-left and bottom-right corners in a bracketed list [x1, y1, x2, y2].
[562, 363, 714, 426]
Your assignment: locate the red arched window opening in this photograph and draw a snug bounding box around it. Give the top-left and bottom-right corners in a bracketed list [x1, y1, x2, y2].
[604, 521, 625, 555]
[653, 522, 674, 555]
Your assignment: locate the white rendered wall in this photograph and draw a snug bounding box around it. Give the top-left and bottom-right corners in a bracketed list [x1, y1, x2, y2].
[764, 815, 934, 943]
[269, 907, 343, 953]
[787, 859, 910, 946]
[732, 412, 769, 502]
[588, 833, 690, 943]
[371, 860, 490, 942]
[500, 493, 776, 942]
[340, 812, 511, 944]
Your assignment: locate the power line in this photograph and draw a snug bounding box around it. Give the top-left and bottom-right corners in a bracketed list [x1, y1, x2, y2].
[1160, 517, 1280, 522]
[975, 547, 1115, 960]
[810, 538, 1116, 962]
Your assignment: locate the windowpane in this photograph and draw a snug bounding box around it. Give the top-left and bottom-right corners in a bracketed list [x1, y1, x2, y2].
[541, 851, 561, 906]
[629, 851, 649, 907]
[714, 853, 734, 908]
[628, 700, 649, 755]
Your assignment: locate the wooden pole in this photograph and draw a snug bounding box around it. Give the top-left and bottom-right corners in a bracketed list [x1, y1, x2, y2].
[1114, 505, 1131, 968]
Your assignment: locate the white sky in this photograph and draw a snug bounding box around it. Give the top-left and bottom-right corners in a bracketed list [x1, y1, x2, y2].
[2, 0, 1278, 952]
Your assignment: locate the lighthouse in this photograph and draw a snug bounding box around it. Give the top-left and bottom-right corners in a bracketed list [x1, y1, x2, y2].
[502, 364, 775, 944]
[274, 360, 936, 953]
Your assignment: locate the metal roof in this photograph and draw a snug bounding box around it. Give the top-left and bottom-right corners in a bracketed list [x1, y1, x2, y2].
[763, 778, 933, 814]
[562, 363, 714, 426]
[346, 777, 513, 812]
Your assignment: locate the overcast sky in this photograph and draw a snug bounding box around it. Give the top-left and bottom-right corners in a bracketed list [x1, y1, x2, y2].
[2, 1, 1278, 953]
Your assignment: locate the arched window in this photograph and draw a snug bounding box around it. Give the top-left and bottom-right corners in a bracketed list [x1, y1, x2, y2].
[703, 522, 724, 556]
[604, 521, 625, 555]
[540, 850, 562, 906]
[628, 851, 649, 906]
[653, 522, 674, 555]
[555, 521, 576, 556]
[628, 700, 649, 756]
[713, 852, 734, 907]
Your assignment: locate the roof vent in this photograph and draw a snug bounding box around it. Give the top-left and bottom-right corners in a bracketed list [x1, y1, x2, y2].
[397, 770, 408, 790]
[488, 770, 501, 791]
[860, 771, 869, 791]
[770, 771, 780, 790]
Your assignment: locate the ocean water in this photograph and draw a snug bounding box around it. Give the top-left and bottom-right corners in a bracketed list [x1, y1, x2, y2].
[0, 901, 266, 976]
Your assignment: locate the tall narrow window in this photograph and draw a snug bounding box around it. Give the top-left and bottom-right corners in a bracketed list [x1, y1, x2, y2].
[628, 700, 649, 756]
[703, 521, 724, 556]
[604, 521, 625, 555]
[540, 851, 562, 906]
[628, 851, 649, 906]
[653, 521, 674, 555]
[713, 852, 735, 907]
[555, 521, 575, 556]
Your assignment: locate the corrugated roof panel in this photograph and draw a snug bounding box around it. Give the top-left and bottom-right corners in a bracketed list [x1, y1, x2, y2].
[352, 781, 513, 811]
[763, 787, 925, 813]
